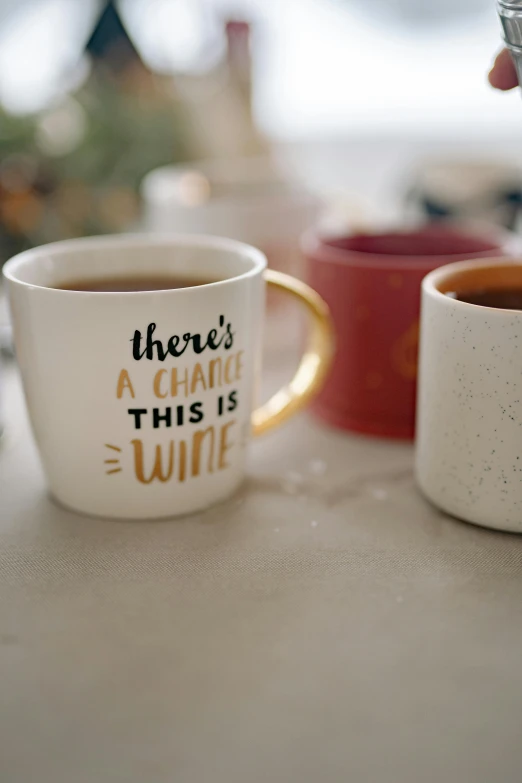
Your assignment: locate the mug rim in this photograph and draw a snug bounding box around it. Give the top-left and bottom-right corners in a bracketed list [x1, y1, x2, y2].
[2, 233, 267, 295]
[301, 221, 519, 271]
[423, 256, 522, 315]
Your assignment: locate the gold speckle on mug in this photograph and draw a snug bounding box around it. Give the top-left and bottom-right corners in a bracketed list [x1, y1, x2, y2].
[366, 372, 383, 390]
[388, 273, 403, 290]
[391, 322, 419, 380]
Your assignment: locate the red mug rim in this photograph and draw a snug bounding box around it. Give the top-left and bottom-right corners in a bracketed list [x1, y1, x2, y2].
[302, 223, 518, 271]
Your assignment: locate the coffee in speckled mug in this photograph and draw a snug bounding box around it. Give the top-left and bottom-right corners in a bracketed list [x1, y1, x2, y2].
[416, 260, 522, 533]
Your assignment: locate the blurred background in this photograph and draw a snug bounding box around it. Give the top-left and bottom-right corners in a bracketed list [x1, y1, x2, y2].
[0, 0, 521, 263]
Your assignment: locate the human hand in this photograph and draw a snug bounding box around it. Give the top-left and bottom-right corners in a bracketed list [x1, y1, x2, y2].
[489, 48, 519, 90]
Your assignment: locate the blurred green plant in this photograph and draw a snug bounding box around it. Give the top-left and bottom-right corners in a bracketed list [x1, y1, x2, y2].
[0, 68, 191, 263]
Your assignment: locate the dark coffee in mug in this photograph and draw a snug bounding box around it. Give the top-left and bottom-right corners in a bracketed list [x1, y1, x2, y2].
[54, 275, 219, 292]
[446, 288, 522, 310]
[441, 265, 522, 311]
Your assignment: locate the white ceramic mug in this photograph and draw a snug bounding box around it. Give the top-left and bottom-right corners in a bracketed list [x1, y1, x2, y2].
[416, 259, 522, 532]
[3, 235, 332, 519]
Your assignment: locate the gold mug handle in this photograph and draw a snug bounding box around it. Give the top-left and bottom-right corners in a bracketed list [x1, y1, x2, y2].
[252, 269, 335, 437]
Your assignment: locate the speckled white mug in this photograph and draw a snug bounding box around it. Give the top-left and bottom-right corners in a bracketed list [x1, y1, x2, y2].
[416, 259, 522, 532]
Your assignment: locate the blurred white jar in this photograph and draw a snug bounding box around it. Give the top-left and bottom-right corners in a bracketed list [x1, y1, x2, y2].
[141, 157, 322, 281]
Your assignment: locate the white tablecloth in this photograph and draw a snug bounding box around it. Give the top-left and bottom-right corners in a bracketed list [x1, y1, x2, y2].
[2, 357, 522, 783]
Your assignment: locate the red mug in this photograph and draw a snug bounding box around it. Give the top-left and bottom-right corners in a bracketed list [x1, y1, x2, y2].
[304, 224, 517, 439]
